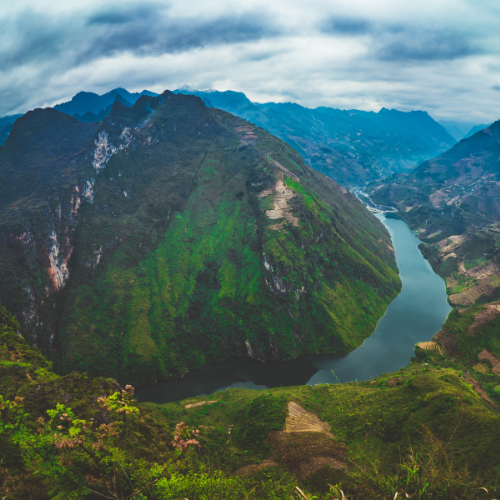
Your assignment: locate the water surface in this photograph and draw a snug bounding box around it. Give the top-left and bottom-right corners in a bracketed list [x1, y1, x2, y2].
[137, 215, 451, 404]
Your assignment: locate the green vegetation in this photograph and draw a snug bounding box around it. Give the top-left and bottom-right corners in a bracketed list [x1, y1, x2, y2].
[0, 92, 401, 387]
[417, 303, 500, 404]
[2, 305, 500, 499]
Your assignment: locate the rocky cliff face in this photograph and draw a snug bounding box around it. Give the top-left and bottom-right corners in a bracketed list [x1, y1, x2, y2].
[0, 92, 401, 385]
[0, 109, 99, 347]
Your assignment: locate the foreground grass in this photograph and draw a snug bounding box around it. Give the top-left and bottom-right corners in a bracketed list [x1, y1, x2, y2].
[2, 302, 500, 499]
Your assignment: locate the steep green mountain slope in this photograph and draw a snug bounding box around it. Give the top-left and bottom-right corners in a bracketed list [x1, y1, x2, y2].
[367, 119, 500, 308]
[175, 89, 456, 187]
[0, 91, 400, 386]
[2, 306, 499, 499]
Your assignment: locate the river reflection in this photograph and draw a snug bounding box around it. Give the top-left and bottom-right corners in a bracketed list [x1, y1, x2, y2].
[136, 215, 451, 404]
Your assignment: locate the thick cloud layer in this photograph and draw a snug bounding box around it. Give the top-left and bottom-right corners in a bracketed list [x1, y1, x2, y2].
[1, 0, 499, 121]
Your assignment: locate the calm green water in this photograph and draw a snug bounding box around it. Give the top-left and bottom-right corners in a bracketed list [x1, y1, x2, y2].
[136, 215, 451, 404]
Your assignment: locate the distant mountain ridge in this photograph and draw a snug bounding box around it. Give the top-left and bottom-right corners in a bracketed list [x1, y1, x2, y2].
[175, 88, 456, 187]
[0, 114, 23, 146]
[0, 87, 455, 185]
[71, 93, 133, 123]
[465, 122, 492, 138]
[53, 87, 158, 116]
[0, 90, 157, 145]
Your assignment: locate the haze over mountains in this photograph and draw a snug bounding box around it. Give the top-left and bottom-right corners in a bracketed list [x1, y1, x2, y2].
[437, 120, 491, 141]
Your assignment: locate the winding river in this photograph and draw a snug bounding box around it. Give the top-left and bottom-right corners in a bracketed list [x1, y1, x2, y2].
[136, 214, 451, 404]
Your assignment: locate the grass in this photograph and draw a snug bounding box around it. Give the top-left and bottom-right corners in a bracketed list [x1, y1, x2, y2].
[146, 358, 500, 498]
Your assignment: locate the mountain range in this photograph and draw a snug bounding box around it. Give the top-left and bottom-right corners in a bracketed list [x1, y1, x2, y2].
[175, 88, 456, 187]
[0, 91, 400, 386]
[0, 87, 457, 186]
[53, 87, 158, 116]
[2, 87, 500, 499]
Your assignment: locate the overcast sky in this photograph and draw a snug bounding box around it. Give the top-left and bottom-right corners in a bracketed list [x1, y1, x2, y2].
[1, 0, 500, 122]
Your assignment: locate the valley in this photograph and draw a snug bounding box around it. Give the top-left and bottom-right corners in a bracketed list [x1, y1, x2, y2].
[1, 87, 500, 499]
[367, 120, 500, 308]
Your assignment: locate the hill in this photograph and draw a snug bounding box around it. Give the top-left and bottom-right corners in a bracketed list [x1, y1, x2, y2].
[465, 122, 492, 138]
[367, 119, 500, 308]
[0, 91, 401, 387]
[1, 305, 499, 499]
[175, 88, 456, 187]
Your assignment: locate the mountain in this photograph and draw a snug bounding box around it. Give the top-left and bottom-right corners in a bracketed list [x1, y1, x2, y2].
[2, 304, 500, 499]
[71, 93, 133, 123]
[438, 119, 479, 141]
[0, 114, 23, 146]
[54, 87, 157, 117]
[0, 91, 144, 145]
[175, 88, 456, 187]
[0, 91, 400, 386]
[465, 122, 492, 138]
[0, 114, 22, 130]
[0, 123, 13, 146]
[367, 119, 500, 307]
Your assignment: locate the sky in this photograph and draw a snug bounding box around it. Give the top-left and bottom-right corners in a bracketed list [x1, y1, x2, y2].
[1, 0, 500, 122]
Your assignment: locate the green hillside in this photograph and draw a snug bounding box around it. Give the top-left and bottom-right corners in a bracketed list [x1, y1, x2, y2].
[0, 92, 400, 386]
[1, 306, 499, 499]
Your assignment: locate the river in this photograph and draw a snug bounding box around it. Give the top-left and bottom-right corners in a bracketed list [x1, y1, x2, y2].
[136, 214, 451, 404]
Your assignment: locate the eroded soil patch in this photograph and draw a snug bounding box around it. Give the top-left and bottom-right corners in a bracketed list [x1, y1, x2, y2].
[266, 401, 346, 479]
[259, 180, 299, 228]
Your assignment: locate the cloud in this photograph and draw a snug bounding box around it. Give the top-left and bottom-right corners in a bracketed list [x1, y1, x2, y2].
[81, 12, 278, 62]
[321, 17, 372, 36]
[86, 4, 162, 26]
[0, 0, 500, 123]
[376, 31, 479, 62]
